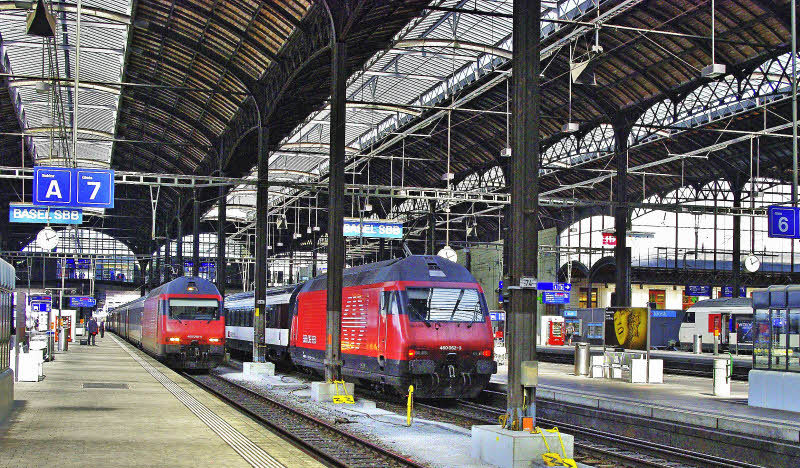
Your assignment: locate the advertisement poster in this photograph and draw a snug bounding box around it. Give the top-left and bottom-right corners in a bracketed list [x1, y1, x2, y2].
[604, 307, 649, 350]
[736, 319, 753, 344]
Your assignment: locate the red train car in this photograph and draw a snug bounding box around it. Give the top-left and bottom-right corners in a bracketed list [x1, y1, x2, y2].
[109, 276, 225, 370]
[288, 255, 496, 398]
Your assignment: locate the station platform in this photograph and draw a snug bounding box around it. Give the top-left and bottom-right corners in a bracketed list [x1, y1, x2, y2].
[534, 345, 752, 378]
[0, 335, 324, 468]
[491, 361, 800, 443]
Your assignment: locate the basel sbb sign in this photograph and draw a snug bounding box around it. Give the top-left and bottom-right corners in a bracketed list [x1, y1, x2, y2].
[33, 166, 114, 209]
[9, 203, 83, 224]
[343, 218, 403, 239]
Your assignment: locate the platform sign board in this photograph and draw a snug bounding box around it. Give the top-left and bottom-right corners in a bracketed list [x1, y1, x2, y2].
[489, 311, 505, 322]
[720, 286, 747, 298]
[537, 282, 572, 292]
[768, 206, 800, 238]
[9, 203, 82, 224]
[651, 310, 676, 318]
[686, 285, 712, 297]
[541, 291, 570, 304]
[33, 166, 114, 209]
[31, 302, 50, 313]
[563, 310, 578, 318]
[604, 307, 649, 351]
[68, 296, 96, 308]
[343, 218, 402, 239]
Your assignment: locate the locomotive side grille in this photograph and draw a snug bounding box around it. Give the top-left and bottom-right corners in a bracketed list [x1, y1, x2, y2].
[342, 293, 368, 351]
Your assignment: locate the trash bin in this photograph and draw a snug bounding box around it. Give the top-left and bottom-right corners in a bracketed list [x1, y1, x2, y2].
[574, 342, 591, 376]
[693, 334, 702, 354]
[713, 358, 730, 397]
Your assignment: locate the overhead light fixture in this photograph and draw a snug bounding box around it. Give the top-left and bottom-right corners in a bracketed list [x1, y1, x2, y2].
[306, 227, 312, 234]
[441, 172, 454, 181]
[276, 214, 287, 230]
[562, 122, 579, 133]
[277, 241, 283, 247]
[313, 226, 320, 232]
[500, 147, 511, 158]
[293, 233, 301, 239]
[362, 202, 372, 212]
[25, 0, 55, 37]
[701, 63, 726, 79]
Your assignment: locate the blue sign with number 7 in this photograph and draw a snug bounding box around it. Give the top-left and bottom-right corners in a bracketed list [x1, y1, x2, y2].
[768, 206, 800, 238]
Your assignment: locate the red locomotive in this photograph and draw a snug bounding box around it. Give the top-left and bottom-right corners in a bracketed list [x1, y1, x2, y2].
[108, 276, 225, 370]
[225, 255, 497, 398]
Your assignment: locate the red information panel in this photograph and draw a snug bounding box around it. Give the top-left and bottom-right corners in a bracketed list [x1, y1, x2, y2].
[708, 313, 722, 333]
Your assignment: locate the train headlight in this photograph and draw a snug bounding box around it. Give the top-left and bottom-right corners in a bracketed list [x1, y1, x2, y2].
[208, 338, 220, 343]
[168, 337, 181, 343]
[407, 349, 415, 358]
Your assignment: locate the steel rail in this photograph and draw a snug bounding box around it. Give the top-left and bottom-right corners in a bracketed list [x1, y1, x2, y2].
[184, 373, 426, 468]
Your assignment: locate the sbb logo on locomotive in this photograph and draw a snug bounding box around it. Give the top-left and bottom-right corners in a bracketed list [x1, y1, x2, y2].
[302, 334, 317, 344]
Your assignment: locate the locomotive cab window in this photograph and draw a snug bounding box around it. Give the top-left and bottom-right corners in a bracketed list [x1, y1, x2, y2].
[406, 288, 485, 322]
[168, 299, 220, 320]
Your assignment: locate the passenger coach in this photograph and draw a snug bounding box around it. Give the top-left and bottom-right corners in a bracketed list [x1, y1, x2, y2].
[109, 276, 225, 369]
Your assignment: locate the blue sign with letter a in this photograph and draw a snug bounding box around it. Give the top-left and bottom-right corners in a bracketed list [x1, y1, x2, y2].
[33, 167, 114, 209]
[33, 167, 73, 206]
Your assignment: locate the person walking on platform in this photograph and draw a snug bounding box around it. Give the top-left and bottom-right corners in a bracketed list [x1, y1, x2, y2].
[100, 321, 105, 339]
[86, 318, 98, 346]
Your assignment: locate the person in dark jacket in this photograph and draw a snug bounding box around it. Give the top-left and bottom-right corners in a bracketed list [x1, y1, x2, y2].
[86, 318, 98, 346]
[99, 321, 105, 338]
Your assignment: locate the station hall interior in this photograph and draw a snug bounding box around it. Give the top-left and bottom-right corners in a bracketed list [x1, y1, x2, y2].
[2, 0, 800, 467]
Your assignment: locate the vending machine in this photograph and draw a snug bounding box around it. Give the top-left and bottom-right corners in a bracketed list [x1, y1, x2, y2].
[548, 317, 565, 346]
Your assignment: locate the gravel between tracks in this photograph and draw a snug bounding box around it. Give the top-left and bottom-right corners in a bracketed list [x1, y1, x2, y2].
[213, 366, 498, 468]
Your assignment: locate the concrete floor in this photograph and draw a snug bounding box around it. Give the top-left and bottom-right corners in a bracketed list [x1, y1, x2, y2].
[0, 335, 324, 468]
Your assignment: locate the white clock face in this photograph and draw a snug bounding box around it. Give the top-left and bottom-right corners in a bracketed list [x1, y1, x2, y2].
[36, 227, 59, 251]
[744, 255, 761, 273]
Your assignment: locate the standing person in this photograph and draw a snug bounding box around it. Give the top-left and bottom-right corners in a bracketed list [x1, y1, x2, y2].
[99, 321, 105, 339]
[86, 318, 98, 346]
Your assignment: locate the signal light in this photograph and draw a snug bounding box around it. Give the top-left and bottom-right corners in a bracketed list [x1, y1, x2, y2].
[407, 349, 415, 358]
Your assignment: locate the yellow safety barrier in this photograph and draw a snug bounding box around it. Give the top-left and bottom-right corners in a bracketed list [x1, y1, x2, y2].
[331, 380, 354, 404]
[406, 385, 414, 426]
[530, 426, 576, 468]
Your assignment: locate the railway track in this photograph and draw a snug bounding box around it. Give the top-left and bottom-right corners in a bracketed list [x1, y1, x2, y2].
[416, 398, 762, 468]
[184, 373, 427, 468]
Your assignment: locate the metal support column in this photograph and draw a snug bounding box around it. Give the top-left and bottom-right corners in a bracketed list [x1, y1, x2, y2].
[164, 232, 171, 282]
[325, 39, 347, 382]
[614, 123, 631, 307]
[312, 233, 318, 277]
[732, 188, 742, 297]
[176, 210, 183, 277]
[428, 202, 436, 255]
[379, 238, 385, 262]
[217, 180, 227, 297]
[505, 0, 540, 430]
[193, 190, 200, 277]
[254, 126, 269, 362]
